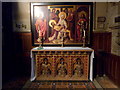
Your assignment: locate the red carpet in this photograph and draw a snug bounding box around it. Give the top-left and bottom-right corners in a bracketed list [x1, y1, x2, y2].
[3, 77, 96, 89]
[25, 81, 96, 89]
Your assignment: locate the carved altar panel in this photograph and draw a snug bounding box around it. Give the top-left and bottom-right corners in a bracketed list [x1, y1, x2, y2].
[36, 55, 53, 77]
[71, 55, 89, 79]
[35, 50, 90, 81]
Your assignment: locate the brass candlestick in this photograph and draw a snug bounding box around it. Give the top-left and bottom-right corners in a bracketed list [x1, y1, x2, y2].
[38, 36, 43, 50]
[39, 42, 42, 48]
[83, 36, 85, 47]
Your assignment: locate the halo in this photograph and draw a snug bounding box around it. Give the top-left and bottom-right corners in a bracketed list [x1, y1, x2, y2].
[78, 11, 87, 17]
[59, 12, 66, 19]
[49, 20, 56, 28]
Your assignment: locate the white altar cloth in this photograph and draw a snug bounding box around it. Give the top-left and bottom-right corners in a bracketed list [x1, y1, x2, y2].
[30, 47, 94, 81]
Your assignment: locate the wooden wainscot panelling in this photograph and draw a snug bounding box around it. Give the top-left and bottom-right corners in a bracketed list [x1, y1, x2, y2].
[92, 31, 112, 77]
[13, 32, 33, 55]
[116, 55, 120, 87]
[104, 53, 120, 87]
[92, 31, 112, 52]
[13, 32, 33, 76]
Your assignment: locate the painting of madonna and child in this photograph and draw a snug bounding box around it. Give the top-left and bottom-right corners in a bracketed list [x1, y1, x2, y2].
[31, 3, 93, 46]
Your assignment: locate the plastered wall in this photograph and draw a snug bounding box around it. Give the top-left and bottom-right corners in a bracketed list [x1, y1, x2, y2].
[94, 2, 120, 56]
[12, 2, 31, 32]
[95, 2, 108, 30]
[106, 2, 120, 56]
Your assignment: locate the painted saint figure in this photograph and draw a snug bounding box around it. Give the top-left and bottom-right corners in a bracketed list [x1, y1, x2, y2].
[66, 9, 74, 29]
[76, 13, 87, 41]
[50, 8, 58, 22]
[48, 20, 60, 43]
[57, 12, 68, 40]
[35, 13, 47, 42]
[48, 12, 73, 44]
[66, 9, 74, 38]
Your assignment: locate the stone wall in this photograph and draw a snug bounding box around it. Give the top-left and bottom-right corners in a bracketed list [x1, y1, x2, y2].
[95, 2, 120, 56]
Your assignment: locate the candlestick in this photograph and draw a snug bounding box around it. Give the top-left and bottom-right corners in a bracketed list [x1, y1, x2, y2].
[38, 33, 43, 50]
[42, 33, 43, 46]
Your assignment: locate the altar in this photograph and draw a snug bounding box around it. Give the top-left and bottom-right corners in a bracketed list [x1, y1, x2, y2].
[30, 47, 94, 81]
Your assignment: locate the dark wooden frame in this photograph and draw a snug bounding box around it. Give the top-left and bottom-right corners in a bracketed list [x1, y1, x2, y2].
[30, 2, 93, 46]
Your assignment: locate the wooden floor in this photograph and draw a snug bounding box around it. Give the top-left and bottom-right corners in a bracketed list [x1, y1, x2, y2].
[95, 76, 118, 88]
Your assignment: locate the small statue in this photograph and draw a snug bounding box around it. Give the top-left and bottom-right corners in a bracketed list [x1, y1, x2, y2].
[74, 58, 84, 77]
[57, 58, 67, 77]
[41, 58, 51, 76]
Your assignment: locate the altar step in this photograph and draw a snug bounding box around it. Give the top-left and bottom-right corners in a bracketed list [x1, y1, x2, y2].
[2, 76, 119, 89]
[36, 75, 88, 81]
[23, 80, 96, 89]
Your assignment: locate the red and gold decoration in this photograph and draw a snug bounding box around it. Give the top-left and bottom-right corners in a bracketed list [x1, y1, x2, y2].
[34, 50, 92, 81]
[31, 3, 93, 46]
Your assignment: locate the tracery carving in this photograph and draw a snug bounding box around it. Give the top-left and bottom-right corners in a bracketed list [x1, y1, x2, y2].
[73, 58, 84, 77]
[41, 58, 51, 76]
[57, 58, 67, 77]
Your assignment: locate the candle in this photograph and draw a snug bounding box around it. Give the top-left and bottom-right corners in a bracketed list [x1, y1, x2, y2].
[84, 30, 85, 37]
